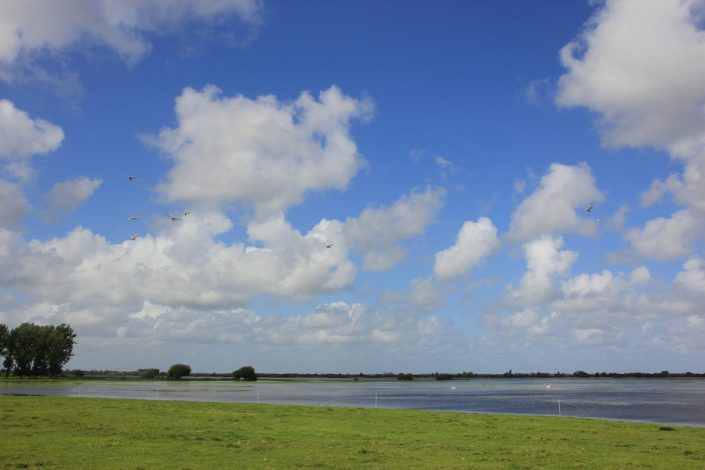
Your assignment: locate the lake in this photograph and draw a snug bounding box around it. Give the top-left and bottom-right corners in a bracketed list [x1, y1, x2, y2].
[2, 377, 704, 427]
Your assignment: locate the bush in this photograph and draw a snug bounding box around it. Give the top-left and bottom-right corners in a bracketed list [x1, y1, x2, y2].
[435, 373, 454, 381]
[139, 368, 160, 379]
[167, 363, 191, 380]
[397, 373, 414, 381]
[233, 365, 257, 381]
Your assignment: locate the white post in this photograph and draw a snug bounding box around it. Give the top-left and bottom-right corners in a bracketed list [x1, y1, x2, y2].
[257, 388, 260, 403]
[558, 399, 561, 416]
[375, 393, 378, 408]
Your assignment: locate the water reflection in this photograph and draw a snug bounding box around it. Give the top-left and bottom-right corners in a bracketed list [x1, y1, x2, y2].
[2, 378, 704, 427]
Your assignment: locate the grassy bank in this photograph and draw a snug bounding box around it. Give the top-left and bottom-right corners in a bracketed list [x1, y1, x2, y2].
[1, 395, 704, 469]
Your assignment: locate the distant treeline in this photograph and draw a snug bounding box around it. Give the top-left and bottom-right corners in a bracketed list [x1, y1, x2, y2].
[58, 369, 705, 380]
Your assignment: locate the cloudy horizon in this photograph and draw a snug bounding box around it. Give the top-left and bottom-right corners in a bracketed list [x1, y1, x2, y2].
[1, 0, 703, 374]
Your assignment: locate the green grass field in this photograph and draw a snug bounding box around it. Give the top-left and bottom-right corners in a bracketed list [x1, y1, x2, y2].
[1, 395, 704, 469]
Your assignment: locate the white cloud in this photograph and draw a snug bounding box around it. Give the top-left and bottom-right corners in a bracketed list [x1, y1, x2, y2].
[556, 0, 705, 261]
[675, 256, 705, 299]
[624, 209, 702, 261]
[0, 180, 30, 228]
[506, 236, 578, 307]
[152, 85, 373, 217]
[0, 99, 64, 159]
[345, 187, 444, 271]
[0, 0, 262, 69]
[557, 0, 705, 155]
[434, 217, 499, 280]
[0, 211, 359, 320]
[630, 266, 652, 284]
[48, 176, 102, 217]
[507, 162, 603, 242]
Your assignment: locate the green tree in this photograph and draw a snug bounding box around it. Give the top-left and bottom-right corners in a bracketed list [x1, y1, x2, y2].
[167, 363, 191, 380]
[2, 323, 76, 377]
[0, 323, 9, 376]
[233, 365, 257, 381]
[138, 368, 160, 379]
[11, 323, 40, 377]
[47, 324, 76, 377]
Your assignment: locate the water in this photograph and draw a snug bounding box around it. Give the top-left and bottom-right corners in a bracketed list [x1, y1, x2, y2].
[2, 378, 704, 427]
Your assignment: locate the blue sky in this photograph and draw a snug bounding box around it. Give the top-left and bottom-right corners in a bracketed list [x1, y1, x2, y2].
[1, 0, 704, 373]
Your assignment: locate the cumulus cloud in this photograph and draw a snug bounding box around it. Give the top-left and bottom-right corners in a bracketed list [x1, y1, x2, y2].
[0, 0, 262, 71]
[0, 100, 64, 227]
[675, 256, 705, 299]
[491, 261, 705, 360]
[630, 266, 652, 285]
[0, 180, 30, 228]
[506, 236, 578, 307]
[345, 187, 444, 271]
[506, 162, 603, 242]
[152, 85, 373, 217]
[47, 176, 102, 218]
[557, 0, 705, 155]
[434, 217, 500, 280]
[624, 209, 702, 261]
[0, 211, 358, 321]
[0, 99, 64, 159]
[556, 0, 705, 258]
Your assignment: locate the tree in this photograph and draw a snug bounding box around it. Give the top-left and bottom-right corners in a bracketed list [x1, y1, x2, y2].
[10, 323, 39, 377]
[167, 363, 191, 380]
[0, 324, 8, 376]
[2, 323, 76, 377]
[138, 368, 160, 379]
[47, 324, 76, 377]
[233, 365, 257, 381]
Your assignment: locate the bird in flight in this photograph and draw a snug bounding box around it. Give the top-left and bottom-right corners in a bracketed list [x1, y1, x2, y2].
[325, 242, 334, 249]
[128, 234, 139, 241]
[184, 210, 193, 217]
[169, 215, 182, 221]
[128, 176, 137, 181]
[584, 202, 593, 213]
[127, 216, 138, 221]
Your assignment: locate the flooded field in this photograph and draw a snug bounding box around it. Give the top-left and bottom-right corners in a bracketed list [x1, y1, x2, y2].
[2, 377, 704, 427]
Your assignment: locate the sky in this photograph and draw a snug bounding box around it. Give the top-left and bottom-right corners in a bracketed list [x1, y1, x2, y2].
[1, 0, 704, 374]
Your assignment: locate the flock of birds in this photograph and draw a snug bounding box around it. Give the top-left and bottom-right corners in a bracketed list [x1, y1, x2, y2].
[125, 175, 335, 249]
[126, 175, 193, 241]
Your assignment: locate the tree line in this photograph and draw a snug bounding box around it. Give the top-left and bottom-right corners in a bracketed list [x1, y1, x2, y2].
[0, 323, 76, 377]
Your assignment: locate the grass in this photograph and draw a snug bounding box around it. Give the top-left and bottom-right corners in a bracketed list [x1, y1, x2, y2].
[1, 395, 704, 469]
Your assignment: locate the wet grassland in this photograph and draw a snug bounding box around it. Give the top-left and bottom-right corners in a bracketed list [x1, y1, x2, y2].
[1, 395, 704, 469]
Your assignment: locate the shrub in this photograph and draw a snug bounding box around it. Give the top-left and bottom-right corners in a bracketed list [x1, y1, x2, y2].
[233, 365, 257, 381]
[167, 363, 191, 380]
[138, 368, 160, 379]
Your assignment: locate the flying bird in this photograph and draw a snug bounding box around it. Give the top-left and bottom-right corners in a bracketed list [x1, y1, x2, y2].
[128, 176, 137, 181]
[169, 215, 182, 221]
[127, 216, 138, 221]
[584, 202, 593, 213]
[325, 242, 334, 249]
[184, 210, 193, 217]
[128, 234, 139, 241]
